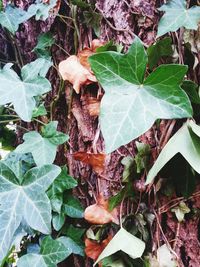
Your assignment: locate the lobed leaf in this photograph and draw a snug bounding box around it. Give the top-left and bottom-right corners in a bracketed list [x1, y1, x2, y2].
[89, 36, 192, 153]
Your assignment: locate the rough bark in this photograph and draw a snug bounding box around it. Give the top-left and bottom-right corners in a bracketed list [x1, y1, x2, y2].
[1, 0, 200, 266]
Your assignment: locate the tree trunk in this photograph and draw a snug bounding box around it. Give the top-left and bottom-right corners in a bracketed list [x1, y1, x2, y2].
[2, 0, 200, 266]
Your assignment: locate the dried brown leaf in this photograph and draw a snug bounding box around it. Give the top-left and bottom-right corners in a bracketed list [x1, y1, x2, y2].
[73, 152, 106, 174]
[84, 194, 119, 225]
[58, 55, 97, 94]
[85, 235, 112, 261]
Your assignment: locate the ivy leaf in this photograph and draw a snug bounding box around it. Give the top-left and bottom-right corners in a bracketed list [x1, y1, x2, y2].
[48, 166, 77, 196]
[58, 236, 84, 256]
[33, 32, 55, 58]
[15, 122, 68, 166]
[147, 37, 173, 70]
[0, 1, 58, 34]
[157, 0, 200, 37]
[0, 61, 51, 122]
[181, 80, 200, 105]
[63, 194, 84, 218]
[27, 0, 58, 21]
[0, 5, 32, 34]
[95, 228, 145, 265]
[171, 202, 190, 222]
[17, 236, 69, 267]
[52, 213, 65, 231]
[89, 36, 192, 153]
[146, 120, 200, 184]
[21, 58, 52, 80]
[32, 103, 47, 118]
[0, 163, 61, 263]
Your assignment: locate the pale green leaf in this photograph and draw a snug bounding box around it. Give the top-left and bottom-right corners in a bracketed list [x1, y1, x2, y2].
[95, 228, 145, 265]
[171, 202, 190, 222]
[146, 120, 200, 184]
[28, 0, 58, 21]
[157, 244, 178, 267]
[0, 163, 60, 263]
[21, 58, 52, 81]
[0, 5, 32, 34]
[89, 36, 192, 153]
[52, 213, 65, 231]
[0, 61, 51, 122]
[17, 236, 69, 267]
[157, 0, 200, 37]
[15, 122, 68, 166]
[0, 1, 58, 34]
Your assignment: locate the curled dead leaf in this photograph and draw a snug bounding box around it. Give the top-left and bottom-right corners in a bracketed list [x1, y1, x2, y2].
[85, 235, 112, 261]
[73, 152, 106, 174]
[59, 39, 104, 94]
[58, 56, 96, 94]
[84, 194, 119, 225]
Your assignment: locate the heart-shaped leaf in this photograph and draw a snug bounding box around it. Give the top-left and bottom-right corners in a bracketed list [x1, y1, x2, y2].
[15, 122, 68, 166]
[0, 162, 61, 263]
[0, 60, 51, 122]
[89, 36, 192, 153]
[157, 0, 200, 37]
[17, 236, 69, 267]
[146, 120, 200, 184]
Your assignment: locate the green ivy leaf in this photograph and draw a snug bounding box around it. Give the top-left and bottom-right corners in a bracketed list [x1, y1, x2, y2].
[3, 152, 34, 182]
[0, 163, 61, 263]
[0, 1, 58, 34]
[181, 80, 200, 104]
[147, 37, 173, 69]
[95, 228, 145, 265]
[58, 236, 84, 256]
[33, 32, 55, 58]
[157, 0, 200, 37]
[48, 166, 77, 196]
[89, 36, 192, 153]
[17, 236, 69, 267]
[28, 0, 58, 21]
[0, 60, 51, 122]
[21, 58, 52, 80]
[63, 194, 84, 218]
[52, 213, 65, 231]
[32, 103, 47, 118]
[0, 5, 32, 34]
[15, 122, 68, 166]
[146, 120, 200, 184]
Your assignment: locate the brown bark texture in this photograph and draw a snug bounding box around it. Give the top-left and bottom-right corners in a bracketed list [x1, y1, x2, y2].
[1, 0, 200, 266]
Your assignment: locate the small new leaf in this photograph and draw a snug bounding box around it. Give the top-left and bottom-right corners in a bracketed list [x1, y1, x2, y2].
[171, 202, 190, 222]
[15, 122, 68, 166]
[0, 60, 51, 122]
[146, 120, 200, 184]
[90, 36, 192, 153]
[0, 163, 61, 263]
[157, 0, 200, 37]
[17, 236, 69, 267]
